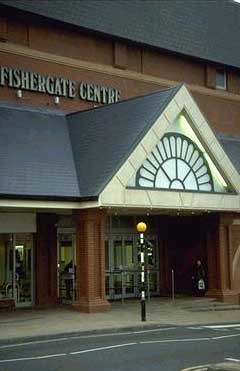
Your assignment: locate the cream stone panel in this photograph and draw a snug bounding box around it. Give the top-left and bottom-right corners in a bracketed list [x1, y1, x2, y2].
[124, 189, 151, 207]
[191, 193, 224, 209]
[100, 177, 124, 205]
[179, 192, 195, 208]
[128, 144, 148, 171]
[152, 113, 169, 139]
[221, 195, 240, 210]
[174, 86, 195, 111]
[197, 121, 216, 146]
[164, 100, 181, 123]
[147, 190, 182, 208]
[116, 160, 136, 187]
[219, 154, 238, 178]
[141, 129, 159, 154]
[209, 140, 226, 162]
[227, 172, 240, 193]
[188, 103, 205, 130]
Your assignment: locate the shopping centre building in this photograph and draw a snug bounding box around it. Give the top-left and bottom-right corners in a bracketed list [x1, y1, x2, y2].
[0, 0, 239, 311]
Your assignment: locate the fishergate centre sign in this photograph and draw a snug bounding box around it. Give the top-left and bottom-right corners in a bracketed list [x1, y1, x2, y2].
[0, 66, 121, 104]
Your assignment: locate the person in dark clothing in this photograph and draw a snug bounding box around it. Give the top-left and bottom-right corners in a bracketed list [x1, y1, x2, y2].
[64, 260, 74, 300]
[192, 260, 206, 296]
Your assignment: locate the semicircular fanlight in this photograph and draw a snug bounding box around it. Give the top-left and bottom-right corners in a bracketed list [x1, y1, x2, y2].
[136, 133, 214, 192]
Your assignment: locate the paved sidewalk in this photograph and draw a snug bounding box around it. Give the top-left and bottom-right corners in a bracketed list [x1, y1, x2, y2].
[0, 297, 240, 343]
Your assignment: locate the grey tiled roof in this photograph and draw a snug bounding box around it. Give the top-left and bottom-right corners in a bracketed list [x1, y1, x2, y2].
[0, 86, 239, 200]
[0, 0, 240, 68]
[218, 134, 240, 174]
[0, 102, 80, 199]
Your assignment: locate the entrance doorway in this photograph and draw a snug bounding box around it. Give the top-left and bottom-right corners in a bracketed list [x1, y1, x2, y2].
[57, 231, 76, 304]
[0, 233, 34, 307]
[105, 234, 159, 300]
[163, 216, 207, 295]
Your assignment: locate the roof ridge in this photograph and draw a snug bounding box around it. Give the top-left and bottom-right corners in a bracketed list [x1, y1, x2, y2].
[67, 84, 182, 118]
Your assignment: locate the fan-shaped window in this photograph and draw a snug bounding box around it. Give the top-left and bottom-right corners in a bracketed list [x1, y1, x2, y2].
[136, 133, 214, 192]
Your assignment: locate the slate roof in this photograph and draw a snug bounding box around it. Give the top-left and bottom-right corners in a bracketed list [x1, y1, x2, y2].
[0, 86, 239, 200]
[218, 134, 240, 174]
[0, 0, 240, 68]
[0, 102, 80, 199]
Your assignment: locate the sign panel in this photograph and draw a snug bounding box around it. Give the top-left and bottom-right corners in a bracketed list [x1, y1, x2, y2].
[0, 66, 121, 104]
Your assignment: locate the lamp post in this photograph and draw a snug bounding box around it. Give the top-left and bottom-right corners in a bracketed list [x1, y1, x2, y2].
[136, 221, 147, 322]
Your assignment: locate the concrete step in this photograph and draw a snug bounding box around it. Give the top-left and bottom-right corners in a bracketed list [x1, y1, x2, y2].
[180, 299, 240, 312]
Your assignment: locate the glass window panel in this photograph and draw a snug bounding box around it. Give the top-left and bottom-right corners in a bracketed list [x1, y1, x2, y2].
[105, 275, 110, 296]
[163, 137, 171, 157]
[155, 167, 171, 188]
[177, 159, 190, 181]
[114, 274, 122, 295]
[147, 239, 157, 267]
[143, 159, 156, 173]
[139, 178, 154, 188]
[105, 240, 109, 270]
[125, 274, 134, 294]
[158, 141, 167, 160]
[15, 234, 33, 303]
[114, 240, 122, 269]
[125, 240, 134, 268]
[162, 158, 176, 181]
[149, 272, 157, 292]
[170, 136, 176, 156]
[140, 168, 155, 181]
[216, 69, 226, 89]
[184, 170, 198, 190]
[0, 234, 13, 300]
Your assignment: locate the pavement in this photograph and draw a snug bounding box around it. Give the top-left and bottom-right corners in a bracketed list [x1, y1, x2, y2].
[0, 296, 240, 343]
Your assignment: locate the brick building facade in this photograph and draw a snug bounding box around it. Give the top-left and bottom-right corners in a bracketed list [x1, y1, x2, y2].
[0, 0, 239, 311]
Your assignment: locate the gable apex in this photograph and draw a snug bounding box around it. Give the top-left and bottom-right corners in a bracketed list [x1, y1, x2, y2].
[100, 85, 240, 211]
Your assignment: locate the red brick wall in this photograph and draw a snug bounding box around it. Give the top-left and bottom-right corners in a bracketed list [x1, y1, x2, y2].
[0, 12, 240, 136]
[73, 209, 110, 312]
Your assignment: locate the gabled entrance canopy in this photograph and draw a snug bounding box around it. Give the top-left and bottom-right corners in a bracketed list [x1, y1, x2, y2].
[99, 85, 240, 212]
[0, 85, 239, 212]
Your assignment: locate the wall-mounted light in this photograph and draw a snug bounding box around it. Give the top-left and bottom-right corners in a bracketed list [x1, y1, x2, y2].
[54, 96, 60, 105]
[16, 89, 22, 98]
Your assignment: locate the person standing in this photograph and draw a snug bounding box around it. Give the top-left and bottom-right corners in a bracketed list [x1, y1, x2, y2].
[192, 260, 206, 296]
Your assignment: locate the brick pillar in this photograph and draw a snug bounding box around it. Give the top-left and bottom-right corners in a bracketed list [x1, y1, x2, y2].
[206, 213, 240, 304]
[73, 209, 111, 313]
[36, 213, 58, 306]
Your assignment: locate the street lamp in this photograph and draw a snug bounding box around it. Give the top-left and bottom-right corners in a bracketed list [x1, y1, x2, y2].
[136, 221, 147, 321]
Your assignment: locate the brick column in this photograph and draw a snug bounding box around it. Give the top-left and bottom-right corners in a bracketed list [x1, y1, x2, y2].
[36, 213, 58, 306]
[206, 213, 240, 304]
[73, 209, 111, 313]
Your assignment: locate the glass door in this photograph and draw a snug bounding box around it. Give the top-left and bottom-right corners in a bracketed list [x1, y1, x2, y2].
[15, 234, 33, 306]
[57, 232, 76, 304]
[0, 233, 33, 307]
[105, 233, 159, 300]
[106, 235, 138, 299]
[0, 234, 14, 302]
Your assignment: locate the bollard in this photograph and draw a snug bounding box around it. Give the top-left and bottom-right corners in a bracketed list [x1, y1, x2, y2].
[171, 269, 175, 303]
[121, 270, 124, 304]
